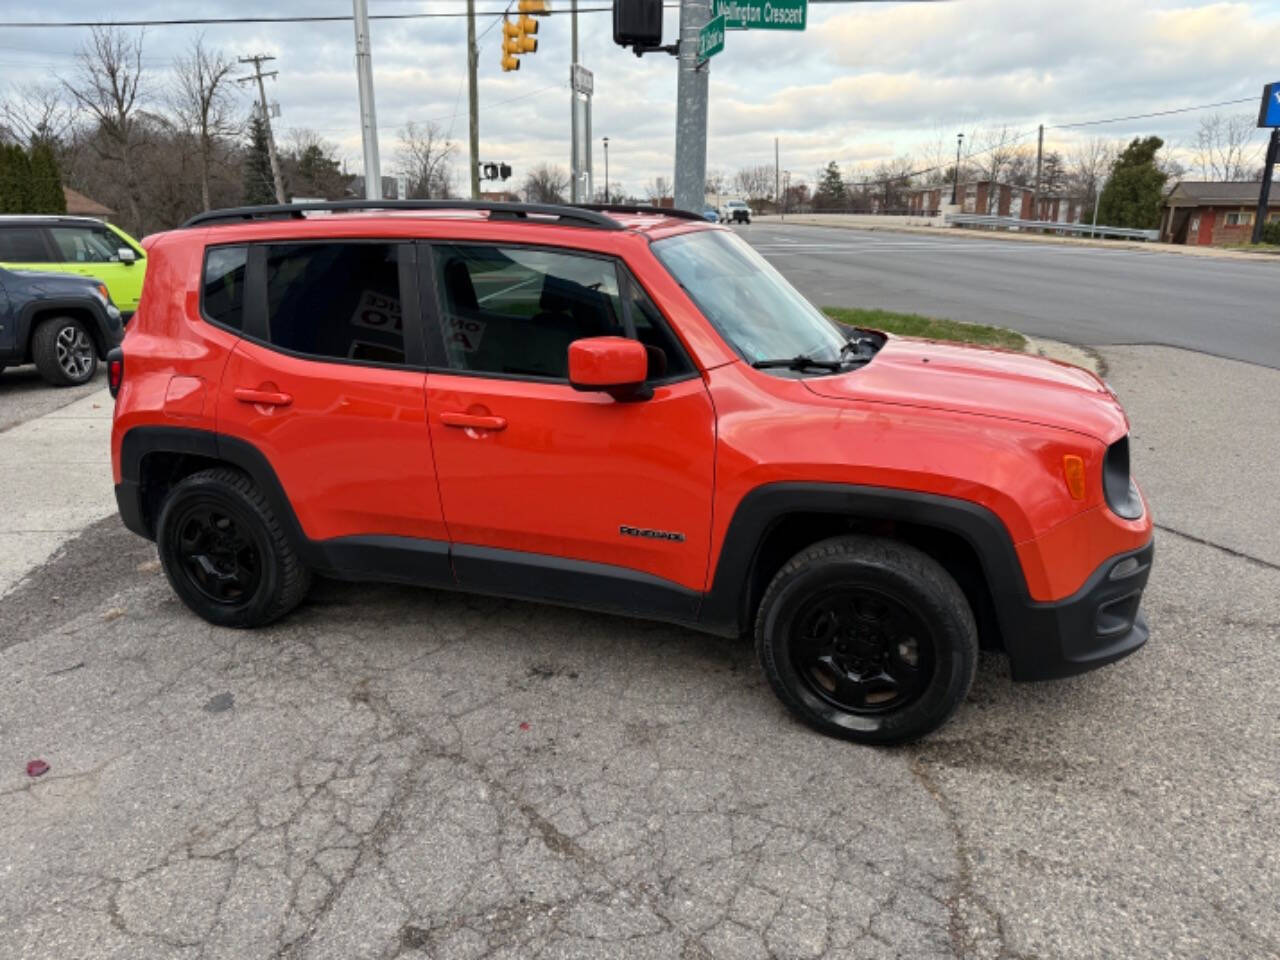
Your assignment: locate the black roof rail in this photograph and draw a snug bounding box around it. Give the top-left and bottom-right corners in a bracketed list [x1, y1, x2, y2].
[180, 199, 625, 230]
[573, 202, 709, 222]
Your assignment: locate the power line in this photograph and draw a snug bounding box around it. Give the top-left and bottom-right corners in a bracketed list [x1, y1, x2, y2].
[1049, 97, 1257, 130]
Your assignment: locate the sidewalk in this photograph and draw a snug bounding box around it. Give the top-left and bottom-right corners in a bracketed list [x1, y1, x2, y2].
[753, 213, 1280, 262]
[0, 388, 117, 596]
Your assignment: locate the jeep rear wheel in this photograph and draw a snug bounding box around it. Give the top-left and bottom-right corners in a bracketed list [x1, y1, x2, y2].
[32, 316, 97, 386]
[755, 535, 977, 745]
[156, 468, 311, 628]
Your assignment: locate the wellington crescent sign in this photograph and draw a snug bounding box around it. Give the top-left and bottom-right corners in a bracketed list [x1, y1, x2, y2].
[713, 0, 807, 31]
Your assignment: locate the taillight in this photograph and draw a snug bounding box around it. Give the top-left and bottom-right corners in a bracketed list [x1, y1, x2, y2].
[107, 348, 124, 398]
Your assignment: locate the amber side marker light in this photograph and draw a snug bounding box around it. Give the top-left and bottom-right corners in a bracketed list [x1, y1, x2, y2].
[1062, 455, 1087, 500]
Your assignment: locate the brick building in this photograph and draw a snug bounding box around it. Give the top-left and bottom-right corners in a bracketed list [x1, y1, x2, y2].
[1161, 181, 1280, 245]
[907, 180, 1039, 218]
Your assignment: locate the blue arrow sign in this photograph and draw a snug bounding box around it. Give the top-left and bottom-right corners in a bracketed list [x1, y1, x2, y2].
[1260, 82, 1280, 128]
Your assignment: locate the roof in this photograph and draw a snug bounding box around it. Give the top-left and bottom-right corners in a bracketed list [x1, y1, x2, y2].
[1164, 180, 1279, 207]
[63, 187, 113, 217]
[0, 214, 107, 226]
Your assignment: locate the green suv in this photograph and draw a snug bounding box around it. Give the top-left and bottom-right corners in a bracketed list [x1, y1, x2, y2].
[0, 215, 146, 317]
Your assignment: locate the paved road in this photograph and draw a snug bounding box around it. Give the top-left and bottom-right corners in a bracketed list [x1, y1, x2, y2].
[2, 346, 1278, 959]
[741, 224, 1280, 369]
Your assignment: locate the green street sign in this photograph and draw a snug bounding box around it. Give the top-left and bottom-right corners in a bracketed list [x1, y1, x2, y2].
[713, 0, 806, 30]
[698, 14, 726, 61]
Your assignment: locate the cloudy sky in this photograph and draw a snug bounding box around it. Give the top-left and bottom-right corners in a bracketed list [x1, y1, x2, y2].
[2, 0, 1279, 194]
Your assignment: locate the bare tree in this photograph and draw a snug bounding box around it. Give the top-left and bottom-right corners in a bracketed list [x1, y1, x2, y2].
[1193, 113, 1260, 181]
[644, 175, 672, 203]
[522, 163, 569, 204]
[170, 36, 238, 211]
[732, 164, 774, 203]
[1067, 136, 1117, 213]
[868, 154, 917, 211]
[0, 83, 72, 146]
[972, 125, 1021, 211]
[704, 167, 727, 205]
[63, 25, 148, 232]
[395, 120, 456, 199]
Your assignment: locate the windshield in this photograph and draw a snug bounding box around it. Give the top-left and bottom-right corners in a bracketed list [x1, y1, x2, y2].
[652, 228, 848, 366]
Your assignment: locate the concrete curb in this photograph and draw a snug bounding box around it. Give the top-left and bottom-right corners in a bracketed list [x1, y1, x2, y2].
[753, 215, 1280, 263]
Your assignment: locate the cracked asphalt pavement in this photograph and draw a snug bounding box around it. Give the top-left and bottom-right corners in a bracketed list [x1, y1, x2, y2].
[2, 344, 1278, 959]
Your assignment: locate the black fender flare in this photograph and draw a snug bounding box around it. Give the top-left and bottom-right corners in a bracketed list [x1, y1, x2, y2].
[20, 297, 114, 359]
[695, 482, 1032, 641]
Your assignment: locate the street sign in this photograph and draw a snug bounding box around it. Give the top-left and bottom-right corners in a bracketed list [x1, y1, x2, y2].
[1259, 81, 1280, 128]
[713, 0, 806, 31]
[697, 14, 725, 61]
[571, 64, 594, 96]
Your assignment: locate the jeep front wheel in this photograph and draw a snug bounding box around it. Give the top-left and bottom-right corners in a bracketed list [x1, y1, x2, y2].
[755, 535, 978, 745]
[156, 468, 311, 628]
[32, 316, 97, 386]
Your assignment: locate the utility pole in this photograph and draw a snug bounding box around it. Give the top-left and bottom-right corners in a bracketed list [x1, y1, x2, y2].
[951, 133, 963, 205]
[237, 55, 286, 204]
[603, 136, 610, 203]
[467, 0, 480, 199]
[570, 0, 582, 201]
[1031, 123, 1044, 221]
[351, 0, 382, 200]
[1252, 127, 1278, 244]
[774, 137, 780, 217]
[673, 0, 711, 212]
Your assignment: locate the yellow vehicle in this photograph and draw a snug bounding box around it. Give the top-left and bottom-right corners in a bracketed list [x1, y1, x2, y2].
[0, 216, 147, 317]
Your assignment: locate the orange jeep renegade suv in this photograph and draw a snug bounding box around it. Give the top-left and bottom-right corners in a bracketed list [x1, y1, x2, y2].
[109, 201, 1152, 744]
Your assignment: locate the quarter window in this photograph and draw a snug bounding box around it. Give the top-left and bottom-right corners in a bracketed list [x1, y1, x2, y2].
[433, 245, 625, 379]
[202, 245, 248, 330]
[264, 242, 407, 366]
[49, 226, 119, 263]
[0, 227, 50, 261]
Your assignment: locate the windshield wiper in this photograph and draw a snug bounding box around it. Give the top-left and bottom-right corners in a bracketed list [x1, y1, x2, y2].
[751, 354, 845, 372]
[839, 336, 877, 363]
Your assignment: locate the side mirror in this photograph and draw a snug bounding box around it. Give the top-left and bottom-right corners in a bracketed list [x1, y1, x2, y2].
[117, 247, 138, 264]
[568, 336, 652, 402]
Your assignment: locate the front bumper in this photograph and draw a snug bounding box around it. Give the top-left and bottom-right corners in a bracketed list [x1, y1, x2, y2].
[1004, 539, 1154, 681]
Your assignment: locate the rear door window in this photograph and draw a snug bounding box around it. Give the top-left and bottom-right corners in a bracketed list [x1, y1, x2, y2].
[0, 227, 52, 261]
[263, 242, 408, 366]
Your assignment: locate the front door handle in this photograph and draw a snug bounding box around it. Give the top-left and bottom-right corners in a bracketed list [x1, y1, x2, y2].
[234, 387, 293, 407]
[440, 411, 507, 431]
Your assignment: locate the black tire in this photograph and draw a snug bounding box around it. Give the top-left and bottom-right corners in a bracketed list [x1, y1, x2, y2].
[156, 467, 311, 628]
[755, 535, 978, 745]
[31, 316, 98, 386]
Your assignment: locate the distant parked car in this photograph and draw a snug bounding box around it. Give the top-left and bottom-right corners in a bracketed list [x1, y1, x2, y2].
[0, 215, 146, 318]
[701, 207, 719, 222]
[720, 200, 751, 224]
[0, 265, 124, 386]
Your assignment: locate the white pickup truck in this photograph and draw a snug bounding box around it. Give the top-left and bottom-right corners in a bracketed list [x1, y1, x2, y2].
[719, 199, 752, 224]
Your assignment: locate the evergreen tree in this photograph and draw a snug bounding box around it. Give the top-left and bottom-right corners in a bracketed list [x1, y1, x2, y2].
[0, 143, 36, 213]
[294, 144, 343, 199]
[814, 161, 846, 211]
[1097, 136, 1167, 229]
[29, 140, 66, 213]
[243, 114, 277, 205]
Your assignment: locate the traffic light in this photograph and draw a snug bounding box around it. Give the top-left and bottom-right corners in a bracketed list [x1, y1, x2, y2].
[518, 0, 550, 13]
[499, 163, 512, 181]
[501, 19, 522, 71]
[500, 15, 539, 71]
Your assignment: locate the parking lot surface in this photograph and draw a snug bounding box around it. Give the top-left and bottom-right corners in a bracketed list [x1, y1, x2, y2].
[2, 345, 1278, 959]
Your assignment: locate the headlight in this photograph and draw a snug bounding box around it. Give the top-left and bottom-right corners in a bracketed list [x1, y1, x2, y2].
[1103, 435, 1143, 520]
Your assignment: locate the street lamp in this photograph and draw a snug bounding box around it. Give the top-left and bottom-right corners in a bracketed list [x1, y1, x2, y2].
[602, 137, 609, 203]
[951, 132, 964, 206]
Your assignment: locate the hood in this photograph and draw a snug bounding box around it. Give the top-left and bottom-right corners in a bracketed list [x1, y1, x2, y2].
[14, 269, 103, 294]
[803, 336, 1128, 442]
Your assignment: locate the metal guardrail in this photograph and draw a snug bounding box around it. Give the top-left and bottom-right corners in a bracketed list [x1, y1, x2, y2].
[945, 213, 1159, 242]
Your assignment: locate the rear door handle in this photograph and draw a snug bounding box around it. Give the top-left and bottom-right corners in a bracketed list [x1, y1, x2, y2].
[234, 387, 293, 407]
[440, 411, 507, 431]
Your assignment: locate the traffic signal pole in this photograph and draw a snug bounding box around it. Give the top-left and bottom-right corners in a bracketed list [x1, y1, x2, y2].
[351, 0, 382, 200]
[467, 0, 481, 199]
[673, 0, 711, 211]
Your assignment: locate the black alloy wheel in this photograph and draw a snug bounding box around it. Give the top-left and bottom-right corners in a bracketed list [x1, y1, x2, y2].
[755, 535, 978, 745]
[790, 586, 935, 716]
[170, 500, 263, 605]
[156, 468, 311, 628]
